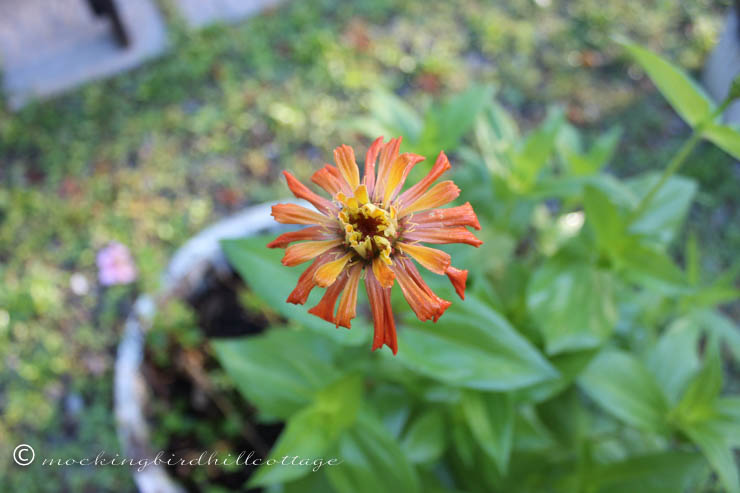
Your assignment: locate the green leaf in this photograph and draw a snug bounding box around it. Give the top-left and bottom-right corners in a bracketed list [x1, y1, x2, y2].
[461, 390, 514, 474]
[475, 99, 519, 177]
[420, 84, 494, 154]
[620, 41, 715, 127]
[587, 451, 705, 493]
[703, 122, 740, 160]
[397, 295, 558, 390]
[510, 107, 564, 191]
[646, 318, 700, 404]
[327, 412, 419, 493]
[672, 345, 723, 425]
[561, 126, 622, 176]
[527, 260, 617, 355]
[716, 397, 740, 446]
[694, 309, 740, 362]
[579, 349, 669, 431]
[683, 422, 740, 493]
[583, 185, 626, 255]
[222, 236, 369, 346]
[365, 90, 424, 143]
[249, 374, 363, 487]
[212, 330, 338, 420]
[400, 410, 446, 464]
[626, 173, 697, 245]
[618, 240, 687, 292]
[249, 406, 335, 487]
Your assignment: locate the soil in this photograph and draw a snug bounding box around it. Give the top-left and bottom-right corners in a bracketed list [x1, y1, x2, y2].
[142, 267, 283, 492]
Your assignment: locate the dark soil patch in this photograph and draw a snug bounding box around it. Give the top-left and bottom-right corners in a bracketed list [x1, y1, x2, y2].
[143, 268, 282, 492]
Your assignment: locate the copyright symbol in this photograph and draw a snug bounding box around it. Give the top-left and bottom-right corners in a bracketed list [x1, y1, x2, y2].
[13, 444, 35, 466]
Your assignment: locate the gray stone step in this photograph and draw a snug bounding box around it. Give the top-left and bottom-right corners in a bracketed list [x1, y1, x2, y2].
[0, 0, 167, 109]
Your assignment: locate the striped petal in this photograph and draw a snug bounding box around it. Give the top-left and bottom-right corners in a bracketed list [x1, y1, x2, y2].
[372, 256, 395, 288]
[283, 171, 334, 214]
[336, 263, 362, 329]
[365, 268, 398, 354]
[312, 164, 351, 196]
[381, 153, 425, 207]
[403, 226, 483, 247]
[334, 145, 361, 191]
[372, 137, 402, 203]
[308, 271, 349, 325]
[282, 240, 342, 266]
[392, 257, 451, 322]
[271, 203, 330, 226]
[397, 151, 451, 209]
[363, 136, 384, 196]
[398, 181, 460, 217]
[267, 226, 334, 249]
[408, 202, 481, 230]
[314, 252, 355, 288]
[286, 254, 334, 304]
[446, 266, 468, 300]
[397, 242, 451, 275]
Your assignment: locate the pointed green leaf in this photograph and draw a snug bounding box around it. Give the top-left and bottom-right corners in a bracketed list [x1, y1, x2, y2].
[527, 260, 617, 355]
[583, 185, 626, 254]
[626, 173, 697, 245]
[647, 318, 700, 404]
[212, 330, 338, 419]
[620, 41, 715, 127]
[398, 295, 558, 390]
[587, 451, 705, 493]
[400, 410, 446, 464]
[327, 412, 419, 493]
[703, 123, 740, 160]
[461, 390, 514, 474]
[683, 422, 740, 493]
[579, 349, 669, 431]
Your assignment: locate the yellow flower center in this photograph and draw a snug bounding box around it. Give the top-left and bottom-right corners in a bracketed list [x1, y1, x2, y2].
[336, 185, 398, 265]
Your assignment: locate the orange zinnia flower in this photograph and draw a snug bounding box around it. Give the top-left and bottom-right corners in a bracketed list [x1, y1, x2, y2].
[268, 137, 482, 354]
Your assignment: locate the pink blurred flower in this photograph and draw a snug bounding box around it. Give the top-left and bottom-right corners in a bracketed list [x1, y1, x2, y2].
[96, 242, 137, 286]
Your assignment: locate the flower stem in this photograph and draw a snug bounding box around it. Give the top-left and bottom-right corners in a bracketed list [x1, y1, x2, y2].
[628, 100, 731, 224]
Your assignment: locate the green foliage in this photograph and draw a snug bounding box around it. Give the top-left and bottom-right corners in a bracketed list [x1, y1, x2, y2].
[353, 85, 494, 159]
[218, 40, 739, 493]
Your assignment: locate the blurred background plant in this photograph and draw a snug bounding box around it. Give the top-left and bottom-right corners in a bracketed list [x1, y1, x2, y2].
[0, 0, 738, 491]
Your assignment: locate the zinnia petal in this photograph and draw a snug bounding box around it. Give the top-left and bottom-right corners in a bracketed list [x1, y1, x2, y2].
[334, 145, 361, 191]
[336, 263, 362, 328]
[365, 268, 398, 354]
[408, 202, 481, 230]
[372, 256, 395, 288]
[363, 136, 384, 196]
[283, 171, 334, 214]
[372, 137, 402, 203]
[267, 226, 334, 249]
[282, 240, 342, 266]
[397, 151, 451, 209]
[398, 181, 460, 217]
[314, 252, 355, 288]
[402, 226, 483, 247]
[271, 203, 331, 226]
[445, 266, 468, 300]
[381, 153, 425, 207]
[397, 242, 451, 275]
[392, 257, 451, 322]
[308, 271, 349, 324]
[312, 164, 351, 196]
[287, 253, 334, 304]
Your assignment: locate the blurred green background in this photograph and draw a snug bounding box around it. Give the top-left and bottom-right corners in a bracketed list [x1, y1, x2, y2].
[0, 0, 738, 491]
